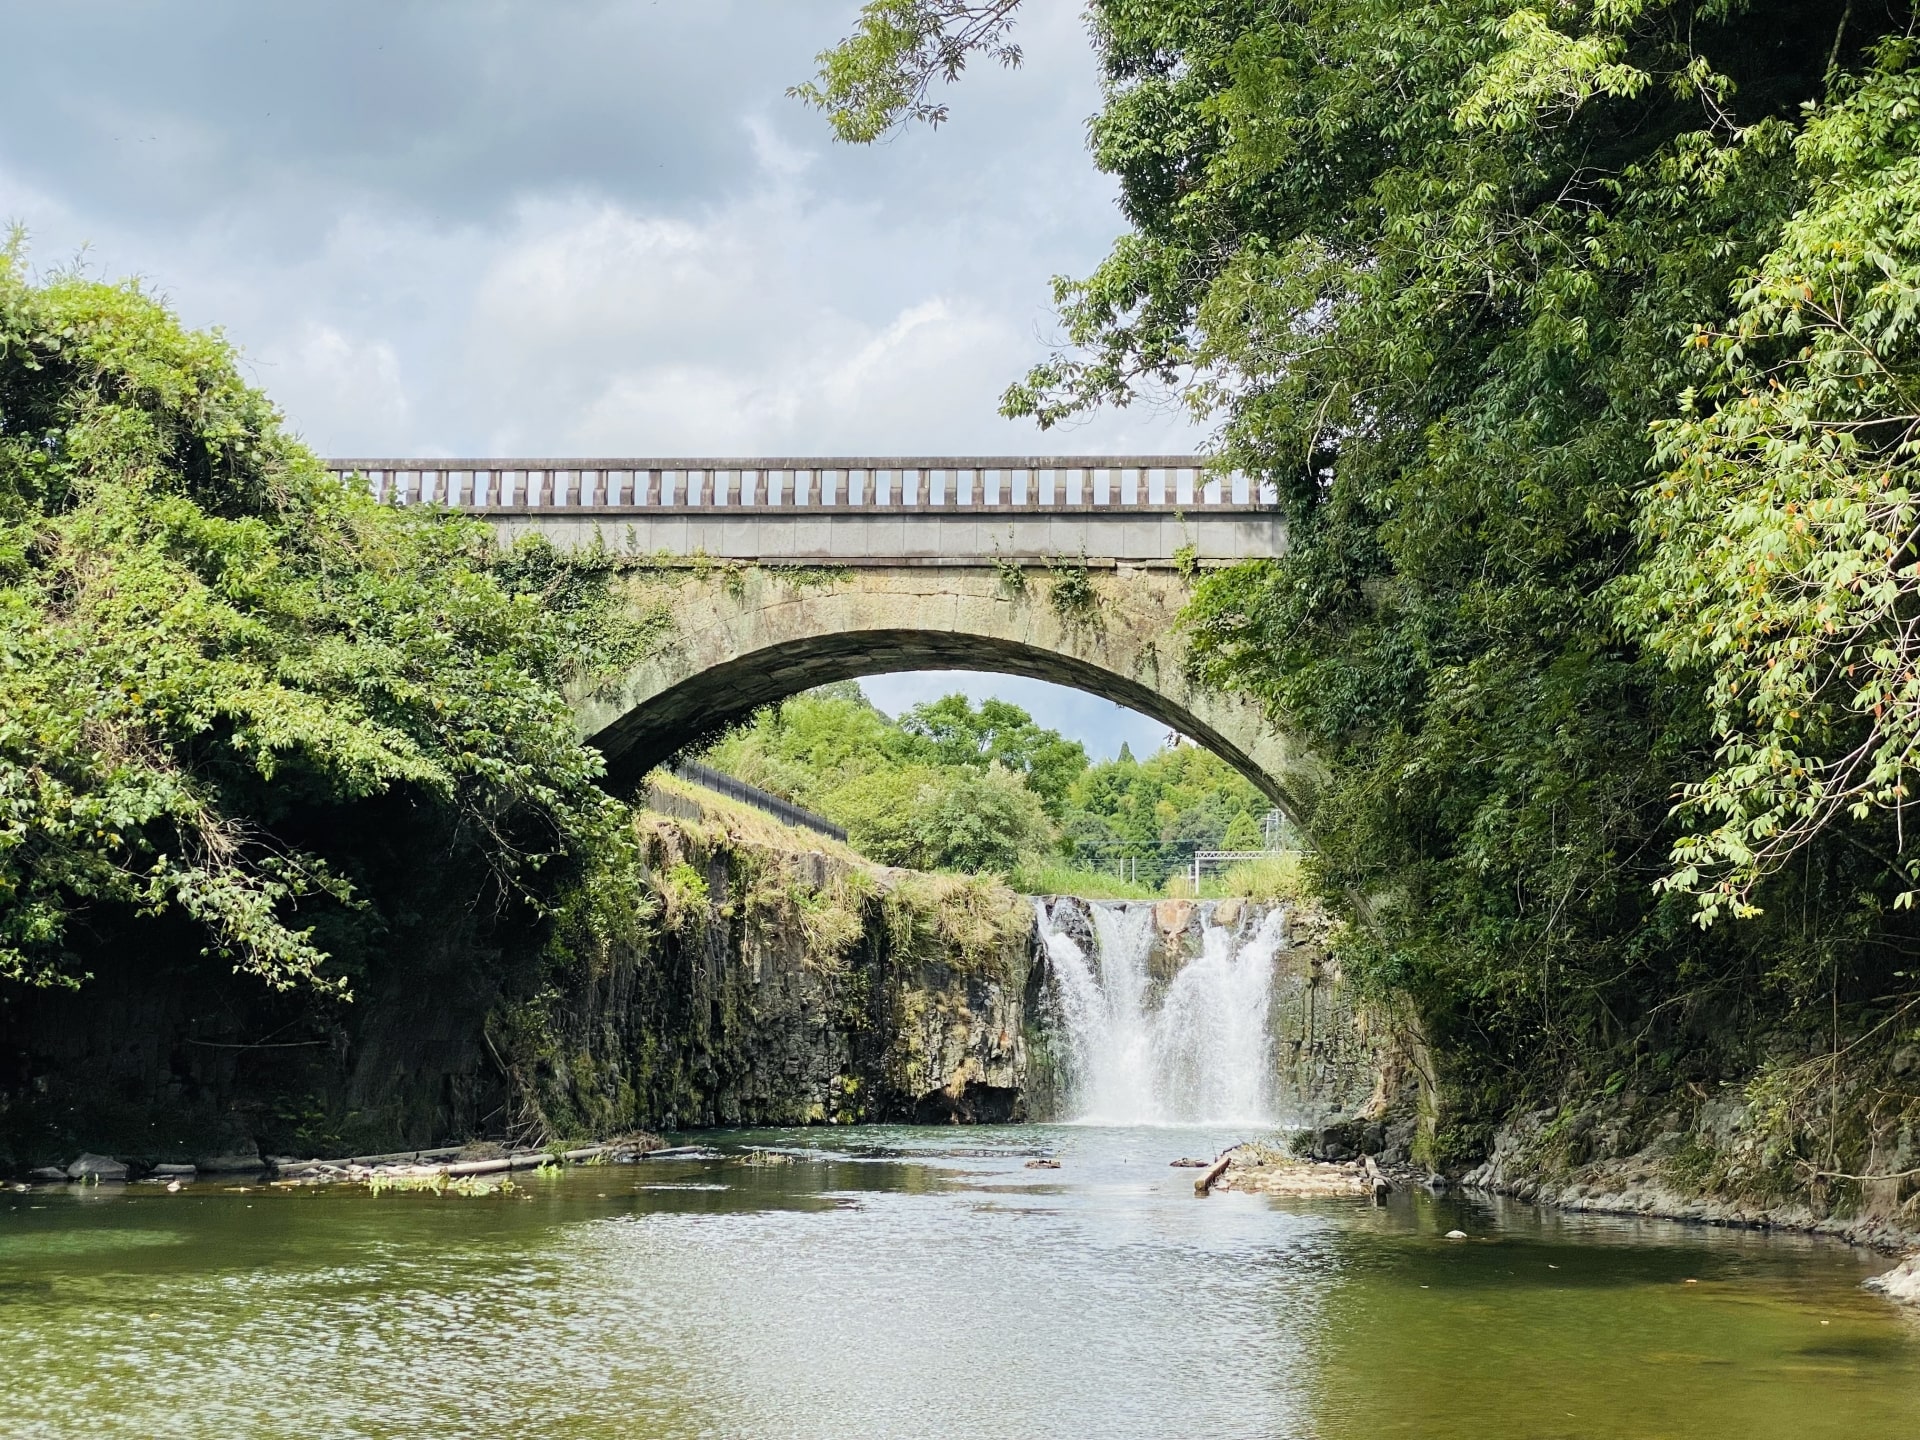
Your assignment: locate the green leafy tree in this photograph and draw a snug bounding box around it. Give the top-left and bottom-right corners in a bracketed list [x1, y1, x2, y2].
[912, 762, 1054, 871]
[898, 694, 1089, 815]
[0, 252, 636, 992]
[706, 688, 1067, 870]
[831, 761, 1052, 872]
[802, 0, 1920, 1154]
[706, 684, 1279, 882]
[1222, 809, 1264, 851]
[790, 1, 1023, 142]
[703, 685, 909, 808]
[1621, 42, 1920, 922]
[1064, 743, 1266, 882]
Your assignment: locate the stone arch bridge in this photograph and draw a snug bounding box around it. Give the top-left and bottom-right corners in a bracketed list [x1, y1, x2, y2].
[326, 457, 1319, 813]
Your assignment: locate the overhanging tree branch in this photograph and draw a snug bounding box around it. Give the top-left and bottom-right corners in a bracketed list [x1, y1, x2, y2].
[790, 0, 1025, 143]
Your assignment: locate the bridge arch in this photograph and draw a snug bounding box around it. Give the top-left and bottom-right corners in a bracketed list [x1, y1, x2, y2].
[575, 565, 1323, 817]
[323, 456, 1317, 814]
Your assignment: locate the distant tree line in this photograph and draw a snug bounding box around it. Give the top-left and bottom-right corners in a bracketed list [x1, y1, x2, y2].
[703, 684, 1273, 886]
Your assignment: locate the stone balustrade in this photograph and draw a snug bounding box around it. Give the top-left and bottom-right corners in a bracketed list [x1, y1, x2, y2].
[323, 456, 1274, 512]
[321, 457, 1285, 566]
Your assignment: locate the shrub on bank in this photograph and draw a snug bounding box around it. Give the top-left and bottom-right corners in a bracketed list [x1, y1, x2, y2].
[0, 251, 639, 995]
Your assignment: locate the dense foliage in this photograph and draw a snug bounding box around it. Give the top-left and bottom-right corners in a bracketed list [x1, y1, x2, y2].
[1619, 46, 1920, 921]
[705, 685, 1054, 871]
[0, 252, 641, 993]
[807, 1, 1920, 1151]
[705, 684, 1269, 882]
[1063, 740, 1272, 883]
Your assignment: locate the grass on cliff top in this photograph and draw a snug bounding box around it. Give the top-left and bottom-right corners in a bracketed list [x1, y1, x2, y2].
[644, 772, 873, 868]
[1165, 853, 1312, 904]
[644, 775, 1312, 908]
[641, 776, 1029, 968]
[1010, 861, 1158, 900]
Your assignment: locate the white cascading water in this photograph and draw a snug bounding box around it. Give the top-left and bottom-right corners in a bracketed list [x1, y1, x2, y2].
[1036, 899, 1286, 1125]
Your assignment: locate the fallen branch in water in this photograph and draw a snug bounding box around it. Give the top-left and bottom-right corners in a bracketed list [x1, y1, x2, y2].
[1195, 1146, 1241, 1196]
[271, 1137, 666, 1187]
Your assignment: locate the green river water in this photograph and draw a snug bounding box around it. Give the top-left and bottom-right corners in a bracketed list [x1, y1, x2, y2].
[2, 1124, 1916, 1438]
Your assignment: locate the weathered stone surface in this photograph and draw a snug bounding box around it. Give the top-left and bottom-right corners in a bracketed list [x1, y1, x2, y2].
[1215, 1143, 1371, 1197]
[65, 1153, 128, 1181]
[502, 788, 1038, 1136]
[1263, 907, 1407, 1135]
[484, 491, 1281, 570]
[577, 565, 1324, 812]
[1459, 1086, 1920, 1254]
[1152, 899, 1195, 938]
[1865, 1255, 1920, 1305]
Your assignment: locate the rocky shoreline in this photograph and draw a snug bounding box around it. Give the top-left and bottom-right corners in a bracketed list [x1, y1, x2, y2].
[1199, 1122, 1920, 1305]
[1456, 1142, 1920, 1306]
[10, 1136, 671, 1192]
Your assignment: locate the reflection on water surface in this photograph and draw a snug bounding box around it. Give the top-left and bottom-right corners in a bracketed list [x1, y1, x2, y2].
[1, 1125, 1916, 1439]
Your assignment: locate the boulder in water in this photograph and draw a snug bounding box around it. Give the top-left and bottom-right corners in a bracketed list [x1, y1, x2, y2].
[1293, 1117, 1387, 1163]
[1153, 898, 1194, 937]
[66, 1153, 128, 1182]
[1865, 1255, 1920, 1305]
[1445, 1229, 1469, 1240]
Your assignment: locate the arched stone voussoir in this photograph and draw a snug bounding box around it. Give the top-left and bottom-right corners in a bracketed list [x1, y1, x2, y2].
[573, 566, 1324, 820]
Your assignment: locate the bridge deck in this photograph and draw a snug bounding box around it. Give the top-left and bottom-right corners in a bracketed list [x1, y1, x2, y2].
[323, 457, 1284, 565]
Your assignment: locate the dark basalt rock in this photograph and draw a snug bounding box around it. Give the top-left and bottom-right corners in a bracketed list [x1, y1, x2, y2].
[913, 1082, 1022, 1125]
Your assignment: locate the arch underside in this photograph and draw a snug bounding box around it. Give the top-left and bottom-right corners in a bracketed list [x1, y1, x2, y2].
[589, 629, 1301, 813]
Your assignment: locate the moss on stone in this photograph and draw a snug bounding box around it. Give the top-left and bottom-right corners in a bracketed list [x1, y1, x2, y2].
[491, 782, 1036, 1138]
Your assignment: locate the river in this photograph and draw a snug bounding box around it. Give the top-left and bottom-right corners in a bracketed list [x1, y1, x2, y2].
[2, 1124, 1916, 1439]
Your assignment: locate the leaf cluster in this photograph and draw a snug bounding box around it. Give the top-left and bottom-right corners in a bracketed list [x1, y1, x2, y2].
[872, 0, 1918, 1107]
[0, 255, 637, 991]
[1621, 40, 1920, 921]
[791, 0, 1024, 143]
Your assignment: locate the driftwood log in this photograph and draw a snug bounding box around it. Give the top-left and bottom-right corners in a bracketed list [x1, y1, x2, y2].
[1194, 1147, 1241, 1196]
[273, 1141, 666, 1185]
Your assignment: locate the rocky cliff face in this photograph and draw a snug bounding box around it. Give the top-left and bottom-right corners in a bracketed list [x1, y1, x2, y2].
[0, 778, 1037, 1170]
[1451, 1046, 1920, 1253]
[502, 782, 1036, 1134]
[0, 776, 1412, 1172]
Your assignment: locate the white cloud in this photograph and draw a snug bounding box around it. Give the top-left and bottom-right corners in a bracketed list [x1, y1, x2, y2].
[0, 2, 1211, 752]
[263, 323, 410, 451]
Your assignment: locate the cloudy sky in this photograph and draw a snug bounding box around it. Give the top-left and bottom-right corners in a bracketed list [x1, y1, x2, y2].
[0, 0, 1203, 756]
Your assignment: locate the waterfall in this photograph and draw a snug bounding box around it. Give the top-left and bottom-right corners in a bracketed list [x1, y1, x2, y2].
[1035, 900, 1284, 1125]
